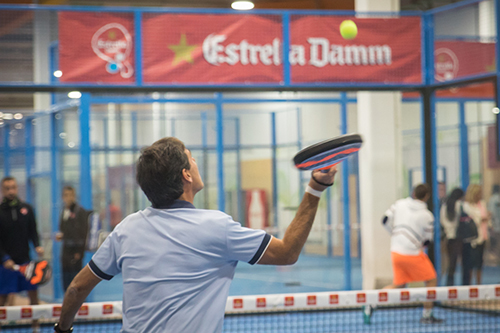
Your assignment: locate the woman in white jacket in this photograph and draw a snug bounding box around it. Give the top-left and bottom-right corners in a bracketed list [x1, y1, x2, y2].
[440, 188, 464, 286]
[463, 184, 491, 285]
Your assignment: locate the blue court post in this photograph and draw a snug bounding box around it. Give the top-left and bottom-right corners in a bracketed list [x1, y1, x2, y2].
[282, 12, 291, 86]
[458, 101, 469, 190]
[340, 92, 352, 290]
[79, 93, 93, 210]
[134, 11, 143, 86]
[25, 118, 33, 204]
[50, 112, 63, 300]
[215, 93, 225, 212]
[3, 123, 10, 176]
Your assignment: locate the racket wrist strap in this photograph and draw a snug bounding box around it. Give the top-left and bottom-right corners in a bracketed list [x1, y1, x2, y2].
[311, 172, 334, 187]
[306, 185, 324, 198]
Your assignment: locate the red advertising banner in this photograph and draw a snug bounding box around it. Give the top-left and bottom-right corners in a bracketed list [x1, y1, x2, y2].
[434, 40, 495, 82]
[289, 16, 422, 84]
[58, 13, 424, 85]
[142, 14, 283, 84]
[403, 81, 494, 99]
[59, 12, 135, 83]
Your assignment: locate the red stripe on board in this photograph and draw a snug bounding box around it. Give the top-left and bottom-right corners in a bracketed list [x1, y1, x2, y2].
[296, 148, 360, 169]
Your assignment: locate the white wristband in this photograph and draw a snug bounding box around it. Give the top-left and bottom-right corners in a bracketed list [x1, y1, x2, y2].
[305, 185, 323, 198]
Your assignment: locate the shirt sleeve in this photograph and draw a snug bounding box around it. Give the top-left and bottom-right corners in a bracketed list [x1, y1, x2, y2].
[422, 212, 435, 243]
[88, 231, 121, 280]
[225, 218, 271, 265]
[382, 203, 397, 233]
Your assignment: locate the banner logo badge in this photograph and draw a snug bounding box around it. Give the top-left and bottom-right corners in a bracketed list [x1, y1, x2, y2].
[91, 23, 134, 78]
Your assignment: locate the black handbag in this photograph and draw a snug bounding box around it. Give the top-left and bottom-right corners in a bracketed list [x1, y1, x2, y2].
[456, 204, 478, 243]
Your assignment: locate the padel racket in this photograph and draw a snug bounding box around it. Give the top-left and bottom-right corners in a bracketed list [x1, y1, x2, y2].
[13, 259, 52, 286]
[293, 134, 363, 171]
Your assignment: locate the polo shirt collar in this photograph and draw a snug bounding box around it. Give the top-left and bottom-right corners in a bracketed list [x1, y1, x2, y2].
[154, 200, 195, 210]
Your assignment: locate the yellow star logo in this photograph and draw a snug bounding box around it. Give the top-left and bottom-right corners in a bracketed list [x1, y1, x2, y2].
[168, 34, 198, 65]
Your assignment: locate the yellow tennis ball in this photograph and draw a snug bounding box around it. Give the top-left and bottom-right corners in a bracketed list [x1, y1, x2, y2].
[340, 20, 358, 40]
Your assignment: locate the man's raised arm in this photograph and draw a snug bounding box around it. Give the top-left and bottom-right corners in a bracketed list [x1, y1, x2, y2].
[258, 167, 336, 265]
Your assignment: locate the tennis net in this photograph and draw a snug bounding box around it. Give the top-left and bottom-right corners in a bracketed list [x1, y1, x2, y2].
[1, 284, 499, 332]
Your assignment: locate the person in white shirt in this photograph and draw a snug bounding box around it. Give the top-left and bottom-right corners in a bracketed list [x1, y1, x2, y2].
[379, 184, 442, 324]
[440, 188, 464, 286]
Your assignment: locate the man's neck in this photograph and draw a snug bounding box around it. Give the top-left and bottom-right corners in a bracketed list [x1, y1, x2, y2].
[178, 191, 194, 204]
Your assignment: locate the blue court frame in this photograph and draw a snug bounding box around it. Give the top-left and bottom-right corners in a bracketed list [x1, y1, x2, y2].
[0, 0, 499, 299]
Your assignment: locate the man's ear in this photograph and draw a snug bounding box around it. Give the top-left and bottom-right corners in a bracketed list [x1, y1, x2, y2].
[182, 168, 192, 183]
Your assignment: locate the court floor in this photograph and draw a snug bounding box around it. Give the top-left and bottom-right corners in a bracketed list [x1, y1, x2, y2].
[88, 255, 500, 302]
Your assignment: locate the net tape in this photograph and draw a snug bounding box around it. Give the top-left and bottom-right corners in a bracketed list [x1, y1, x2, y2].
[1, 284, 498, 321]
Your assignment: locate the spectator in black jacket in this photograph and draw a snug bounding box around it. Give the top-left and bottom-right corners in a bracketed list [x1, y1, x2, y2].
[56, 186, 90, 291]
[0, 176, 44, 307]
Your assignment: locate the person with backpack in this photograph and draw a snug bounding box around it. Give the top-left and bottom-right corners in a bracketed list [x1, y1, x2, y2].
[440, 188, 464, 286]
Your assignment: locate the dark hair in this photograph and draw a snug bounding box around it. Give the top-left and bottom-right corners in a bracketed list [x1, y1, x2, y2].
[413, 184, 430, 200]
[445, 188, 464, 221]
[493, 184, 500, 194]
[1, 176, 16, 185]
[62, 185, 75, 193]
[136, 137, 190, 208]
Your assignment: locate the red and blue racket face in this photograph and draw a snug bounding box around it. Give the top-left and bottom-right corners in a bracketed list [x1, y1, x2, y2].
[293, 134, 362, 171]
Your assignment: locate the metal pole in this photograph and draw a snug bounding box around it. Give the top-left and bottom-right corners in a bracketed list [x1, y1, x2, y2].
[341, 92, 351, 290]
[459, 101, 470, 192]
[134, 11, 143, 86]
[50, 112, 62, 300]
[422, 12, 441, 283]
[3, 123, 10, 176]
[215, 93, 225, 212]
[79, 93, 92, 210]
[25, 119, 33, 204]
[282, 12, 291, 85]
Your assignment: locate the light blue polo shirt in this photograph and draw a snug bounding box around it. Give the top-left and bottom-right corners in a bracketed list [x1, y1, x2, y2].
[88, 200, 271, 333]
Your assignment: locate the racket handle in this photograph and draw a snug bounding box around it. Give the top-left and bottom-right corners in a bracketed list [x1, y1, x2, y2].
[320, 169, 329, 173]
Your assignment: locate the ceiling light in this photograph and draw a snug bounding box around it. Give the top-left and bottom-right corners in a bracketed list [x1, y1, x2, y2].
[14, 113, 23, 120]
[3, 113, 13, 120]
[68, 91, 82, 99]
[493, 107, 500, 115]
[53, 70, 63, 78]
[231, 1, 254, 10]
